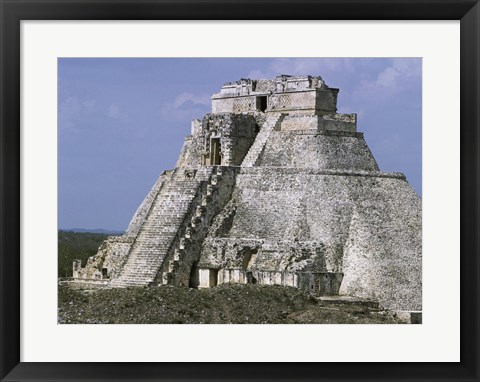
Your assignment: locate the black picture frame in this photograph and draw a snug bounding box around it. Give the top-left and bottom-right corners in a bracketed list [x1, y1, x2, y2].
[1, 1, 479, 381]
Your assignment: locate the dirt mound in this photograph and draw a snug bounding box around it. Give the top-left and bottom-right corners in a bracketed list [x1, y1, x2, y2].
[58, 283, 405, 324]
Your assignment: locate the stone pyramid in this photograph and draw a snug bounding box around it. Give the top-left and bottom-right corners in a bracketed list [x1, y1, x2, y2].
[73, 75, 422, 312]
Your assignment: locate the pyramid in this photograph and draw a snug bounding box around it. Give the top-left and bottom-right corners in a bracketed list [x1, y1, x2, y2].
[72, 75, 422, 312]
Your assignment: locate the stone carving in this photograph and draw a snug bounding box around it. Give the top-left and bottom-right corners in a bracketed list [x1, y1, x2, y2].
[233, 97, 256, 112]
[268, 94, 291, 110]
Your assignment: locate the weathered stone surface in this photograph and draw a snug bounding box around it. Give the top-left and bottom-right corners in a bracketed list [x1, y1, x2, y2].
[176, 113, 258, 168]
[73, 235, 134, 280]
[257, 131, 379, 170]
[73, 74, 421, 312]
[211, 75, 338, 115]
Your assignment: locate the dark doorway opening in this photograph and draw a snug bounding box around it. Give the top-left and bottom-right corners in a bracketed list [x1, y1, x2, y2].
[210, 138, 222, 165]
[242, 248, 259, 269]
[245, 271, 257, 284]
[258, 96, 268, 112]
[102, 268, 108, 278]
[209, 269, 219, 287]
[189, 263, 199, 288]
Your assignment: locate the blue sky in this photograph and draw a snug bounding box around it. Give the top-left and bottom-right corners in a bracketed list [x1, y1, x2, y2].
[58, 58, 422, 231]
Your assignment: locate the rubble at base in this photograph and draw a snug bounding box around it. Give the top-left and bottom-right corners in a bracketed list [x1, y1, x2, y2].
[58, 283, 414, 324]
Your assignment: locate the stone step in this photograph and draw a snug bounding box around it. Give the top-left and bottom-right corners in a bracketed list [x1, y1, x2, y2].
[123, 268, 162, 274]
[126, 261, 164, 266]
[126, 265, 162, 269]
[119, 272, 157, 277]
[125, 267, 160, 272]
[118, 271, 157, 277]
[133, 240, 171, 246]
[122, 274, 158, 279]
[125, 257, 165, 264]
[121, 271, 158, 277]
[113, 280, 154, 285]
[241, 115, 284, 167]
[119, 274, 156, 280]
[125, 258, 163, 264]
[113, 169, 215, 284]
[126, 257, 164, 261]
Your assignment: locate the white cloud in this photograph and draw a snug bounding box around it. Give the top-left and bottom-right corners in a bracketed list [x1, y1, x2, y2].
[270, 58, 321, 76]
[59, 96, 96, 129]
[108, 104, 120, 119]
[160, 92, 210, 121]
[355, 58, 421, 100]
[391, 58, 422, 76]
[61, 96, 81, 114]
[247, 58, 322, 79]
[246, 69, 269, 80]
[375, 67, 401, 88]
[83, 100, 96, 110]
[172, 92, 210, 108]
[247, 58, 363, 82]
[367, 59, 420, 89]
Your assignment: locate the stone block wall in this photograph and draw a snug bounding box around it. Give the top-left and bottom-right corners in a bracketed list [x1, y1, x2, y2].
[210, 90, 337, 116]
[175, 113, 258, 168]
[268, 90, 337, 115]
[281, 115, 321, 131]
[199, 237, 327, 273]
[322, 113, 357, 132]
[279, 114, 357, 133]
[314, 89, 339, 114]
[73, 235, 134, 280]
[196, 165, 421, 311]
[339, 177, 422, 311]
[211, 76, 338, 115]
[193, 267, 343, 296]
[296, 272, 344, 296]
[191, 119, 202, 135]
[191, 268, 218, 288]
[257, 131, 379, 171]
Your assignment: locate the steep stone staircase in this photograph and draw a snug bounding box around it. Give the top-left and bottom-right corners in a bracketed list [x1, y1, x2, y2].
[241, 113, 285, 167]
[110, 168, 214, 287]
[123, 171, 171, 238]
[159, 167, 233, 286]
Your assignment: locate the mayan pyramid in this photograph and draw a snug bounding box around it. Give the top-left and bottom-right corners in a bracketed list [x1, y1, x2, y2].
[72, 75, 422, 312]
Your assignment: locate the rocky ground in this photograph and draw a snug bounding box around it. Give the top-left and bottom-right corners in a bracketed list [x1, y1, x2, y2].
[58, 283, 407, 324]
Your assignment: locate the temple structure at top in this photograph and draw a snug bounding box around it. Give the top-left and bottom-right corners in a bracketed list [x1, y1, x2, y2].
[211, 75, 339, 115]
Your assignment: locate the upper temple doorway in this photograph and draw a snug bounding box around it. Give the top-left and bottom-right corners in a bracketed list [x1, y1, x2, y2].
[210, 138, 222, 165]
[257, 96, 268, 112]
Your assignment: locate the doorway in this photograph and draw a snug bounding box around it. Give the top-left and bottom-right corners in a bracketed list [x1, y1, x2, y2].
[210, 138, 221, 165]
[257, 96, 268, 112]
[242, 248, 258, 270]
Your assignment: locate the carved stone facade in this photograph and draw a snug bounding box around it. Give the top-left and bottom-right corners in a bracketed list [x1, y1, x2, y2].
[211, 75, 338, 115]
[72, 75, 422, 312]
